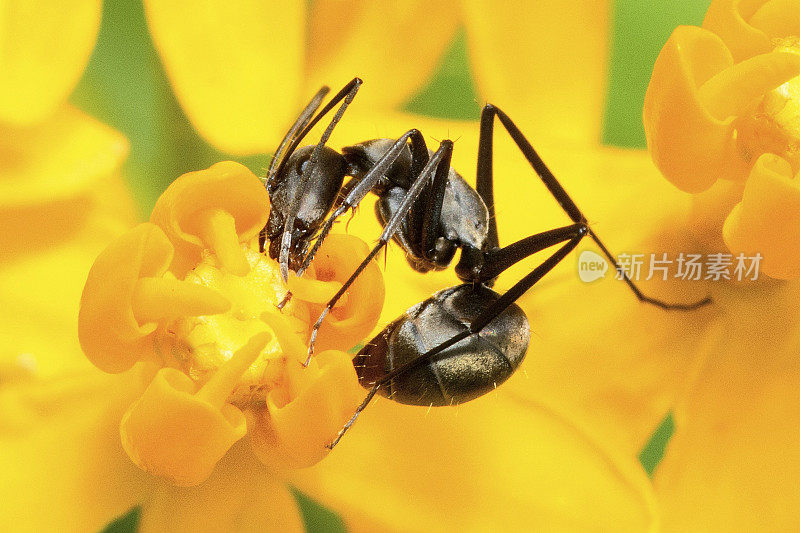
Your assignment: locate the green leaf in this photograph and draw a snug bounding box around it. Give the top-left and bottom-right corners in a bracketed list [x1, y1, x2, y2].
[100, 507, 139, 533]
[639, 412, 675, 477]
[403, 29, 482, 121]
[293, 489, 348, 533]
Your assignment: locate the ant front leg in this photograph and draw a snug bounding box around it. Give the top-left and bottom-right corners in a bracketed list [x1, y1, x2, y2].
[471, 103, 711, 310]
[296, 129, 431, 276]
[275, 129, 430, 311]
[304, 140, 455, 366]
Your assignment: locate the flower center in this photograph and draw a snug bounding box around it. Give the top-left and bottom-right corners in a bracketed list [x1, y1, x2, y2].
[157, 245, 311, 409]
[736, 39, 800, 172]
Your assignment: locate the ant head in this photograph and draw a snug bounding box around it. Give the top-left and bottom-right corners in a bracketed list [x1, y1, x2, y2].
[265, 145, 348, 265]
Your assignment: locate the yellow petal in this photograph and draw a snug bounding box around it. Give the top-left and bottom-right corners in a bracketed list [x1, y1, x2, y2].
[723, 153, 800, 279]
[749, 0, 800, 38]
[149, 161, 269, 276]
[0, 369, 151, 532]
[0, 106, 129, 208]
[1, 169, 137, 377]
[499, 147, 719, 456]
[305, 0, 458, 109]
[300, 233, 384, 354]
[132, 276, 231, 323]
[462, 0, 610, 144]
[138, 443, 303, 533]
[194, 209, 250, 275]
[703, 0, 783, 61]
[120, 367, 247, 487]
[0, 1, 101, 124]
[293, 392, 657, 531]
[698, 50, 800, 121]
[643, 25, 746, 193]
[655, 281, 800, 530]
[249, 350, 362, 470]
[79, 223, 175, 374]
[144, 0, 305, 154]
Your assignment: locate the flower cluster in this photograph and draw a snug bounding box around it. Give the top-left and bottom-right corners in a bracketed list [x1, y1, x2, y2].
[78, 161, 384, 486]
[644, 0, 800, 279]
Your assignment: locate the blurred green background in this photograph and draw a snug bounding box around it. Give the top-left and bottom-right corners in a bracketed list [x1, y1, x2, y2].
[79, 1, 711, 531]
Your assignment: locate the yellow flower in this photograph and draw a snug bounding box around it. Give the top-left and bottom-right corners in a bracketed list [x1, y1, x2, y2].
[1, 2, 677, 531]
[644, 0, 800, 279]
[2, 137, 663, 532]
[303, 0, 611, 145]
[619, 0, 800, 528]
[79, 161, 383, 481]
[0, 70, 143, 533]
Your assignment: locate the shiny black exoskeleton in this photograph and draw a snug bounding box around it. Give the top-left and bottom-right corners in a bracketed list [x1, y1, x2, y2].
[263, 79, 490, 281]
[264, 144, 349, 269]
[354, 285, 530, 406]
[261, 78, 711, 448]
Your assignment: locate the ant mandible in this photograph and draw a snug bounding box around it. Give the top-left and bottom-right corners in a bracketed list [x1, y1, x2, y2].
[260, 78, 711, 448]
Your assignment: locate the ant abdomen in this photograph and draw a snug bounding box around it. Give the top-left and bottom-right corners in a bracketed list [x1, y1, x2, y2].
[354, 284, 531, 406]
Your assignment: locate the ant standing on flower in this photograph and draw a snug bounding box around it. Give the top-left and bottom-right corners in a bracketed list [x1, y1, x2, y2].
[261, 78, 711, 448]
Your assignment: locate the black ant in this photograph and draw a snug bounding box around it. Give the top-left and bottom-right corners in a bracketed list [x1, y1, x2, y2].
[261, 78, 711, 448]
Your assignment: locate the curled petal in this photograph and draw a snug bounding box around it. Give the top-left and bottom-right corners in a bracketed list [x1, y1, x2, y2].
[120, 367, 246, 487]
[702, 0, 792, 61]
[723, 153, 800, 279]
[643, 26, 745, 193]
[749, 0, 800, 38]
[149, 161, 269, 275]
[698, 51, 800, 121]
[300, 233, 384, 353]
[249, 350, 362, 470]
[0, 1, 101, 124]
[144, 0, 305, 154]
[131, 277, 231, 324]
[287, 274, 342, 305]
[120, 332, 269, 486]
[79, 223, 174, 373]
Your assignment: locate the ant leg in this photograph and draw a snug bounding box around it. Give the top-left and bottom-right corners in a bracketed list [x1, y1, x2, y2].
[415, 138, 452, 262]
[278, 78, 362, 281]
[474, 103, 710, 310]
[304, 140, 455, 366]
[327, 229, 586, 449]
[475, 103, 500, 250]
[466, 223, 590, 283]
[296, 129, 431, 276]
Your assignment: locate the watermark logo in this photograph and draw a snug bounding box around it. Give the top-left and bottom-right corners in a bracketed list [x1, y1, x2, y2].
[576, 250, 763, 282]
[578, 250, 608, 283]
